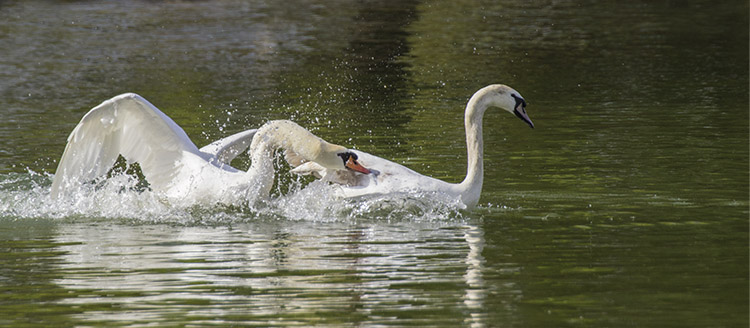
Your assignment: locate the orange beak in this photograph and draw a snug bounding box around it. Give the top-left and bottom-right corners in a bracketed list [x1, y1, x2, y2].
[346, 157, 371, 174]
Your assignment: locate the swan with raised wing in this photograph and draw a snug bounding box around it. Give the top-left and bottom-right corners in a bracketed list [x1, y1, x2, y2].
[50, 93, 371, 205]
[289, 84, 533, 208]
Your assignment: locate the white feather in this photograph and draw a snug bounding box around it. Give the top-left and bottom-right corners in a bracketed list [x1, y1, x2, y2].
[287, 84, 533, 208]
[51, 94, 360, 206]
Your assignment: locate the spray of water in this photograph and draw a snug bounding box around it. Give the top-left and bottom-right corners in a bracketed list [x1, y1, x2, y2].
[0, 168, 466, 225]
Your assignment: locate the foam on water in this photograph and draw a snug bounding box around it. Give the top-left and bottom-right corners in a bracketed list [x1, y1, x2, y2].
[0, 170, 466, 225]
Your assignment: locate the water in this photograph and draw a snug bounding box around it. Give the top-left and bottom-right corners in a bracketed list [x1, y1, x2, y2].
[0, 0, 747, 327]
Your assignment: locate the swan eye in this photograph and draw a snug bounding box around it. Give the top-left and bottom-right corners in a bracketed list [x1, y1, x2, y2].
[337, 152, 358, 163]
[511, 94, 526, 108]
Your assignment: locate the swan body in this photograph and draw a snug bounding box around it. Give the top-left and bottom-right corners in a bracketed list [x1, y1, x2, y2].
[291, 84, 533, 208]
[51, 93, 369, 205]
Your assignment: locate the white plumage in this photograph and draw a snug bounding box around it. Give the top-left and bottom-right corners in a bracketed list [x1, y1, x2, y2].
[290, 84, 533, 208]
[51, 93, 369, 205]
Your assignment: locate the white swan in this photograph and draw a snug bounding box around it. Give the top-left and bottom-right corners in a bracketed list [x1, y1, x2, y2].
[50, 93, 371, 205]
[290, 84, 533, 208]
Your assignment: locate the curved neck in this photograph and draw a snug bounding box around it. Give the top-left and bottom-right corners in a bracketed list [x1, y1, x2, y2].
[246, 121, 297, 197]
[246, 139, 276, 198]
[458, 91, 491, 206]
[245, 120, 333, 197]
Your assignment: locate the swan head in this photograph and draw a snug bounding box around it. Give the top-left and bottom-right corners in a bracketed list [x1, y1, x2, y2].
[481, 84, 534, 128]
[337, 151, 371, 174]
[315, 143, 371, 175]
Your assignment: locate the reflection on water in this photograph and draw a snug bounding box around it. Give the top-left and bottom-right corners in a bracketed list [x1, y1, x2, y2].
[462, 224, 487, 328]
[0, 0, 747, 327]
[46, 220, 491, 326]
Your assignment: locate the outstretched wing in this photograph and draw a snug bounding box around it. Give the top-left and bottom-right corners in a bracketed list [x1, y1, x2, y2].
[199, 128, 258, 165]
[50, 93, 203, 198]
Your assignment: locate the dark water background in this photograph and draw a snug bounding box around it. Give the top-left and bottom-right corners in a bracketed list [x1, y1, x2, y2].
[0, 0, 747, 327]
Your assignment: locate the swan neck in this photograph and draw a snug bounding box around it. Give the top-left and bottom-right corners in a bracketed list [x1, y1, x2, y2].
[459, 92, 490, 206]
[247, 137, 275, 197]
[247, 121, 300, 197]
[245, 120, 331, 197]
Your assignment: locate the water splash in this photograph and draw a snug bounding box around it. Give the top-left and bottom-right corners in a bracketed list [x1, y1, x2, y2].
[0, 170, 466, 225]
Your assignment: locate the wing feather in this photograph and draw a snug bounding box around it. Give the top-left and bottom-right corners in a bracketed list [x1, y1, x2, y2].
[198, 128, 257, 164]
[51, 93, 202, 198]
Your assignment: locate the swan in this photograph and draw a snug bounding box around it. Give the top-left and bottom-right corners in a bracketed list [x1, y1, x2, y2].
[289, 84, 533, 208]
[50, 93, 371, 205]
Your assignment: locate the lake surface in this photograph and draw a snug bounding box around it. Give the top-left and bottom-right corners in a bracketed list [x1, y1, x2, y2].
[0, 0, 747, 327]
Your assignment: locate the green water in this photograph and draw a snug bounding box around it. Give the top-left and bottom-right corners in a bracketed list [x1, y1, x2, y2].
[0, 0, 747, 327]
